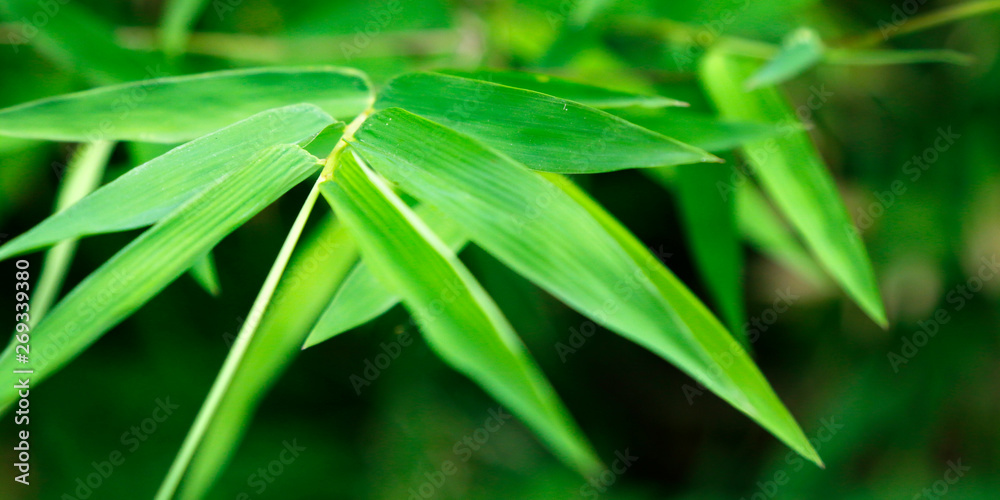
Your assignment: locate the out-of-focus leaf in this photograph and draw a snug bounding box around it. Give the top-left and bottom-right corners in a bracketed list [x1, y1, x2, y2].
[322, 152, 601, 475]
[375, 72, 718, 173]
[0, 104, 334, 260]
[613, 108, 788, 153]
[568, 0, 616, 27]
[0, 68, 368, 142]
[188, 252, 221, 296]
[675, 164, 746, 346]
[349, 108, 822, 465]
[30, 141, 114, 325]
[439, 70, 687, 108]
[825, 48, 973, 66]
[847, 0, 1000, 47]
[701, 49, 886, 327]
[0, 145, 321, 410]
[160, 0, 211, 56]
[176, 215, 358, 499]
[304, 205, 467, 348]
[0, 0, 165, 84]
[736, 183, 828, 287]
[745, 28, 825, 90]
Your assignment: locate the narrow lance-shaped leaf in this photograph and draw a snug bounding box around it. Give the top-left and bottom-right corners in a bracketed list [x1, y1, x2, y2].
[349, 108, 821, 465]
[375, 72, 718, 173]
[439, 70, 687, 109]
[304, 205, 468, 348]
[745, 28, 825, 90]
[701, 49, 886, 327]
[0, 67, 368, 142]
[0, 104, 335, 260]
[322, 152, 602, 475]
[0, 145, 321, 410]
[188, 252, 221, 296]
[127, 141, 223, 296]
[675, 163, 747, 348]
[544, 173, 823, 467]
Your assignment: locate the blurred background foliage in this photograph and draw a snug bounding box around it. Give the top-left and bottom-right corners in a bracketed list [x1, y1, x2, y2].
[1, 0, 998, 498]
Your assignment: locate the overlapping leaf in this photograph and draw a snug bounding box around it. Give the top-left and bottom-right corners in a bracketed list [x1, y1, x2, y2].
[304, 205, 467, 348]
[322, 152, 601, 475]
[375, 72, 718, 173]
[701, 49, 886, 326]
[0, 145, 321, 410]
[0, 104, 335, 260]
[348, 108, 821, 464]
[0, 68, 367, 142]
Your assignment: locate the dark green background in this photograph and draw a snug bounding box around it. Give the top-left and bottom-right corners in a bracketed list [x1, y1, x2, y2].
[1, 0, 998, 498]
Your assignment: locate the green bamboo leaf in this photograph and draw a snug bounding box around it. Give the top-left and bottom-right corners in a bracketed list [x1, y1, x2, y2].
[303, 205, 467, 348]
[745, 28, 825, 90]
[546, 172, 822, 466]
[0, 145, 321, 410]
[160, 0, 211, 56]
[701, 49, 886, 327]
[322, 152, 601, 475]
[176, 216, 358, 499]
[736, 183, 829, 287]
[375, 72, 719, 173]
[824, 48, 973, 66]
[0, 67, 368, 142]
[0, 0, 165, 84]
[348, 108, 821, 465]
[0, 104, 335, 260]
[675, 164, 747, 347]
[613, 108, 788, 153]
[188, 252, 221, 296]
[439, 70, 687, 108]
[29, 141, 114, 325]
[125, 141, 223, 296]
